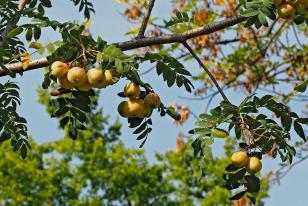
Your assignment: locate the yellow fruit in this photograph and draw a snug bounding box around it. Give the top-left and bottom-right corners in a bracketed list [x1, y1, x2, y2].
[124, 82, 140, 99]
[144, 93, 161, 109]
[117, 101, 130, 117]
[87, 68, 108, 88]
[51, 61, 69, 78]
[57, 76, 74, 90]
[278, 3, 296, 18]
[76, 80, 92, 91]
[231, 151, 249, 167]
[127, 99, 144, 117]
[105, 69, 119, 85]
[246, 157, 262, 173]
[211, 128, 229, 138]
[67, 67, 87, 86]
[140, 105, 153, 118]
[273, 0, 283, 6]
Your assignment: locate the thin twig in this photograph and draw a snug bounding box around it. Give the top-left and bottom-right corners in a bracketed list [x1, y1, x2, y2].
[137, 0, 156, 39]
[217, 38, 240, 45]
[271, 153, 308, 184]
[292, 24, 303, 47]
[182, 41, 229, 102]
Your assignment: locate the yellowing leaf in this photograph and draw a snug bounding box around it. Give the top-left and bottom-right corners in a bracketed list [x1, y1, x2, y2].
[29, 42, 43, 49]
[20, 53, 30, 70]
[22, 59, 30, 70]
[83, 20, 93, 28]
[19, 53, 29, 58]
[115, 0, 130, 3]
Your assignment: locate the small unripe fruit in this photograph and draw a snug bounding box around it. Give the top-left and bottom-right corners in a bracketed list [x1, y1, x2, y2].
[124, 82, 140, 99]
[87, 68, 108, 88]
[278, 3, 296, 18]
[57, 76, 74, 90]
[51, 61, 69, 78]
[144, 93, 161, 109]
[211, 128, 229, 138]
[231, 151, 249, 167]
[105, 69, 119, 85]
[246, 156, 262, 173]
[76, 80, 92, 91]
[67, 67, 87, 86]
[117, 101, 130, 117]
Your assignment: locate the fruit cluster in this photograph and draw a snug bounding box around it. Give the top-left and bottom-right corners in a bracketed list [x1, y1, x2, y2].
[231, 151, 262, 173]
[51, 61, 119, 91]
[275, 0, 308, 18]
[118, 82, 161, 119]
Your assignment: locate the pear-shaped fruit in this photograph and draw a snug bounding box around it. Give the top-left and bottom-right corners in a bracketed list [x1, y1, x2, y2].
[231, 151, 249, 167]
[144, 93, 161, 109]
[105, 69, 119, 85]
[140, 104, 153, 118]
[278, 3, 296, 18]
[126, 99, 144, 117]
[67, 67, 87, 86]
[246, 156, 262, 173]
[51, 61, 69, 78]
[124, 82, 140, 99]
[57, 76, 74, 90]
[87, 68, 108, 88]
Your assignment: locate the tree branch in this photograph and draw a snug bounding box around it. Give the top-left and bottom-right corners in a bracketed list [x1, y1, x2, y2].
[0, 58, 50, 77]
[0, 15, 246, 77]
[182, 42, 229, 102]
[137, 0, 156, 39]
[0, 0, 28, 47]
[117, 16, 246, 50]
[217, 38, 240, 45]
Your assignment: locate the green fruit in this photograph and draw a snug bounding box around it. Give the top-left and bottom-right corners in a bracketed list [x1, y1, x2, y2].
[117, 101, 129, 117]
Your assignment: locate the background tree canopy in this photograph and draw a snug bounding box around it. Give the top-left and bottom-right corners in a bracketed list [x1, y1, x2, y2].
[0, 0, 307, 205]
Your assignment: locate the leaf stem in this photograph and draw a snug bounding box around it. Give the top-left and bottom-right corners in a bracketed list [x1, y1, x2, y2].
[182, 41, 229, 102]
[137, 0, 156, 39]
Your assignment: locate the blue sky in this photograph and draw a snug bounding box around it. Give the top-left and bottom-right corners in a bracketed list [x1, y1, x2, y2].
[3, 0, 307, 205]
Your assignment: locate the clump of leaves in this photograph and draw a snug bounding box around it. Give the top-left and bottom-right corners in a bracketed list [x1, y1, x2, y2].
[190, 94, 307, 202]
